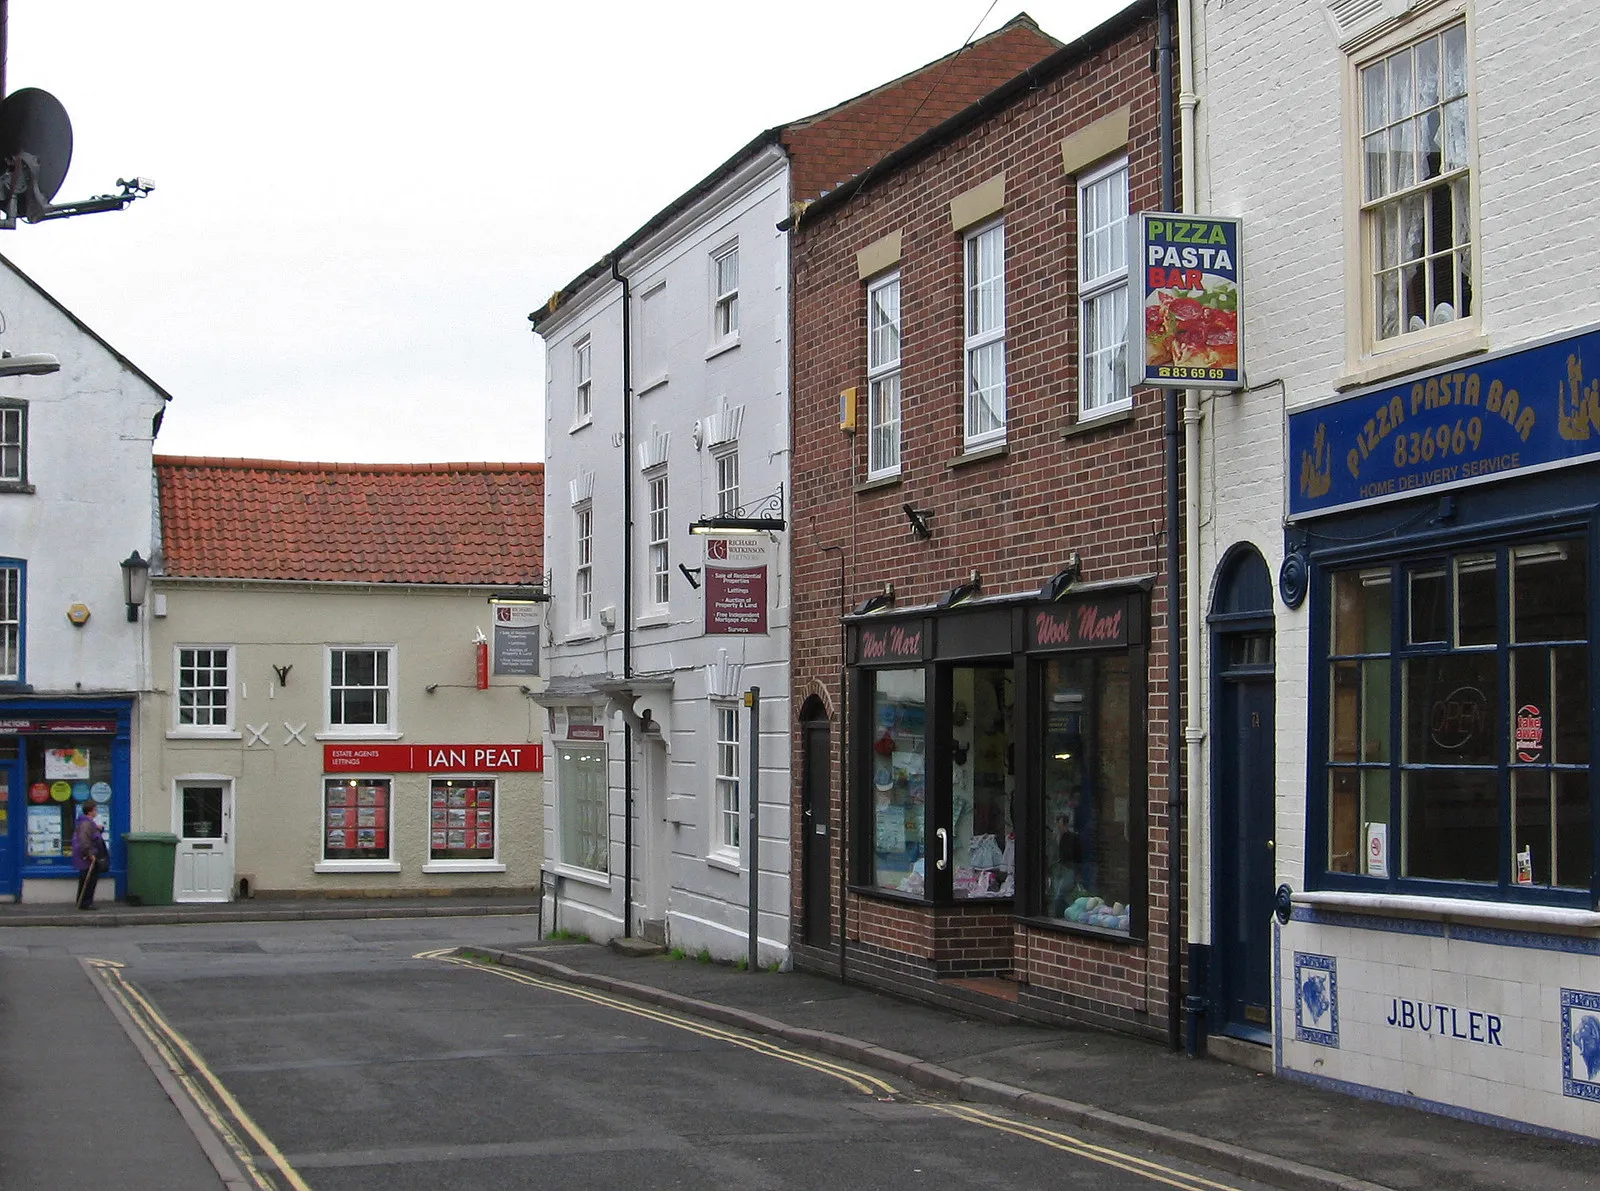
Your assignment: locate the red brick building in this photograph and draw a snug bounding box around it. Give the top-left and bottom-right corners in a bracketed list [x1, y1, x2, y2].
[786, 1, 1183, 1038]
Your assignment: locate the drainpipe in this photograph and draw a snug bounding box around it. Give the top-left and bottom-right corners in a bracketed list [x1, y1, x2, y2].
[613, 257, 636, 938]
[1157, 0, 1184, 1055]
[1178, 0, 1210, 1059]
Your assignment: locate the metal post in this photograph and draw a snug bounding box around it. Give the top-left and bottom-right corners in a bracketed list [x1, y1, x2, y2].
[746, 686, 760, 971]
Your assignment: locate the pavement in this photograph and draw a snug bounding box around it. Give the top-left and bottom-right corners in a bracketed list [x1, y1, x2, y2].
[3, 895, 1596, 1191]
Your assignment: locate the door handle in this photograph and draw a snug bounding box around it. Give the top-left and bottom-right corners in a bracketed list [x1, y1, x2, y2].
[936, 827, 949, 871]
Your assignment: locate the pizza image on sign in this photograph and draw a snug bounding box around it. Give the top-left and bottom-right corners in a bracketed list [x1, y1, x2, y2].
[1137, 213, 1243, 389]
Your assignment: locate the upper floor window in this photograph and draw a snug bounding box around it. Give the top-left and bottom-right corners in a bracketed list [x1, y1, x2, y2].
[647, 472, 669, 609]
[574, 504, 594, 626]
[712, 243, 739, 342]
[867, 272, 902, 477]
[964, 222, 1006, 446]
[175, 646, 234, 733]
[573, 337, 592, 424]
[715, 449, 739, 515]
[1079, 159, 1130, 415]
[1358, 17, 1474, 349]
[0, 401, 27, 486]
[638, 281, 667, 388]
[326, 646, 396, 735]
[714, 702, 741, 854]
[0, 561, 20, 682]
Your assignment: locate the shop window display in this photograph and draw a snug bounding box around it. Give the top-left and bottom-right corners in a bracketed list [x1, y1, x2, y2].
[1039, 655, 1133, 932]
[869, 669, 927, 895]
[323, 777, 391, 861]
[429, 778, 496, 860]
[23, 736, 112, 864]
[1322, 537, 1592, 894]
[950, 666, 1015, 899]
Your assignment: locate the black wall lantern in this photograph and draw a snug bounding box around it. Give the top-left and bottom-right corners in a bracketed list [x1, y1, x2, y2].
[120, 549, 150, 622]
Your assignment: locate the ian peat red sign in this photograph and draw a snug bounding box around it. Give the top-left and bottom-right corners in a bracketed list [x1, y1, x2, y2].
[324, 744, 544, 773]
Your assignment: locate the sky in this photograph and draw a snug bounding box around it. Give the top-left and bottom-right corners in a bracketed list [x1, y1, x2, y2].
[0, 0, 1131, 465]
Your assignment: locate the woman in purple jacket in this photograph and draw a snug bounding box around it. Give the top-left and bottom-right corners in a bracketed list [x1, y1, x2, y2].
[71, 800, 106, 910]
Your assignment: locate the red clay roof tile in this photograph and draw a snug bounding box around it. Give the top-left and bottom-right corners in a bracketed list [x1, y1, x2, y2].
[154, 456, 543, 586]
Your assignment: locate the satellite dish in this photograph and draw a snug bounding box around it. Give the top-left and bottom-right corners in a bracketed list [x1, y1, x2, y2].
[0, 88, 74, 204]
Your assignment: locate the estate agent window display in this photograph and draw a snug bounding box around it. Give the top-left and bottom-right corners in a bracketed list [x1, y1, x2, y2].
[850, 589, 1148, 940]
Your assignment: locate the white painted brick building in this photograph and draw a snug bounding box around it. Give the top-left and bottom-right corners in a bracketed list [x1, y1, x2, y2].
[1194, 0, 1600, 1140]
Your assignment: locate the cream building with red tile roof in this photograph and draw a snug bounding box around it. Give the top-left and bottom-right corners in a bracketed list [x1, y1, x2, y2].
[140, 457, 546, 900]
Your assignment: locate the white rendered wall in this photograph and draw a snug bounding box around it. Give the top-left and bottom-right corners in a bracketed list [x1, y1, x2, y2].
[0, 262, 164, 695]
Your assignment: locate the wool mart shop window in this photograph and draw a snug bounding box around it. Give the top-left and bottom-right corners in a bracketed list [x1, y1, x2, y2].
[1319, 537, 1592, 899]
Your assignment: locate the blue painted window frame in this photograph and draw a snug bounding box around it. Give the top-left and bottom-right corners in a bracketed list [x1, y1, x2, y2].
[1305, 503, 1600, 909]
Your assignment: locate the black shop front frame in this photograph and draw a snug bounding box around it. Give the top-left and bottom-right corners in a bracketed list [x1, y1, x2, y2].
[846, 583, 1150, 940]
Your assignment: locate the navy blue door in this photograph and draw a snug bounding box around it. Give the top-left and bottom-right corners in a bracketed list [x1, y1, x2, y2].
[1215, 669, 1275, 1036]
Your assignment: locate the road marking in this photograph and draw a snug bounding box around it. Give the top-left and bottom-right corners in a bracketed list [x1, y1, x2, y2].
[85, 958, 314, 1191]
[929, 1102, 1248, 1191]
[418, 949, 899, 1097]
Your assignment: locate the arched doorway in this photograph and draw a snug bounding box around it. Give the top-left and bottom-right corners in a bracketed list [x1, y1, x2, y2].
[798, 696, 832, 947]
[1209, 544, 1276, 1041]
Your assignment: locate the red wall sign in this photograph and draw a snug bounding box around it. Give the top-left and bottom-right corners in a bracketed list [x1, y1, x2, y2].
[704, 536, 771, 635]
[323, 744, 544, 773]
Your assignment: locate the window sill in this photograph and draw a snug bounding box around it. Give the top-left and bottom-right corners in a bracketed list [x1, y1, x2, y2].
[947, 442, 1008, 470]
[0, 481, 35, 495]
[569, 416, 593, 434]
[706, 851, 743, 875]
[315, 730, 403, 742]
[563, 630, 600, 645]
[167, 730, 242, 741]
[847, 883, 932, 908]
[855, 473, 901, 494]
[705, 336, 740, 361]
[422, 861, 507, 874]
[638, 372, 669, 396]
[1062, 403, 1133, 438]
[1294, 889, 1600, 931]
[635, 611, 671, 628]
[545, 861, 613, 889]
[314, 860, 401, 874]
[1019, 913, 1143, 945]
[1337, 332, 1492, 392]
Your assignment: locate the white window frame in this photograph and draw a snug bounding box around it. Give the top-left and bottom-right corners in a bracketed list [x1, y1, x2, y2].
[646, 470, 669, 610]
[172, 645, 237, 737]
[556, 735, 611, 877]
[315, 774, 400, 872]
[1344, 3, 1478, 372]
[423, 776, 507, 873]
[715, 448, 739, 515]
[963, 221, 1006, 447]
[322, 646, 398, 738]
[1078, 157, 1131, 418]
[711, 241, 739, 345]
[0, 561, 20, 683]
[573, 336, 592, 428]
[0, 401, 27, 486]
[637, 281, 668, 392]
[574, 503, 594, 630]
[867, 272, 902, 478]
[713, 701, 741, 858]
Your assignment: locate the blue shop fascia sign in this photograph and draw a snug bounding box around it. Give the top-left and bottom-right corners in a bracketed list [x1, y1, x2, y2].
[1290, 325, 1600, 519]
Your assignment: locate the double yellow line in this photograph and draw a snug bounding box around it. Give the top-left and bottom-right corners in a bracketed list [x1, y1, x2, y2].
[424, 950, 1246, 1191]
[417, 948, 899, 1097]
[86, 958, 311, 1191]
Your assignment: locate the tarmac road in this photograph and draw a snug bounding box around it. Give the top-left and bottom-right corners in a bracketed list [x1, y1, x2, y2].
[0, 915, 1287, 1191]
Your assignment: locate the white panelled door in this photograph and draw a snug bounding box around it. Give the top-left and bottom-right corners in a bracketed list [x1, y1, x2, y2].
[174, 780, 234, 902]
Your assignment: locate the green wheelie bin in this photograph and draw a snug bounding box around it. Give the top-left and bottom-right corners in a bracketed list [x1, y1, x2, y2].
[122, 832, 179, 906]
